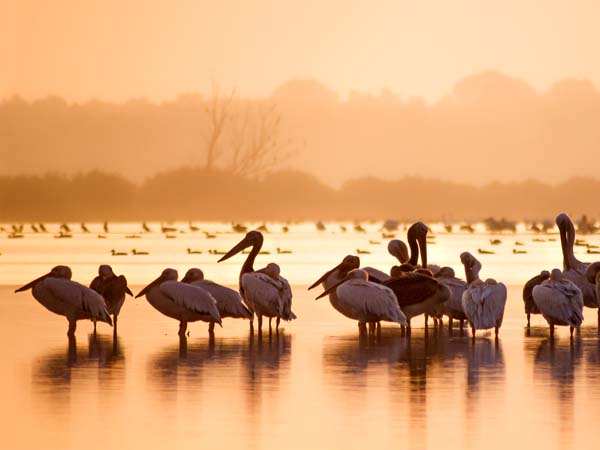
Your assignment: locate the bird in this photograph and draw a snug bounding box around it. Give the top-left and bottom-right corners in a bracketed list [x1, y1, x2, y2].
[276, 247, 292, 254]
[131, 249, 149, 255]
[181, 268, 253, 332]
[111, 249, 128, 256]
[585, 262, 600, 312]
[89, 265, 133, 334]
[556, 213, 598, 325]
[135, 268, 221, 336]
[361, 239, 409, 283]
[314, 268, 407, 334]
[460, 252, 507, 339]
[532, 269, 583, 338]
[15, 265, 112, 337]
[81, 223, 90, 233]
[142, 222, 151, 232]
[522, 270, 550, 329]
[478, 249, 495, 255]
[187, 248, 203, 254]
[435, 266, 468, 331]
[217, 230, 296, 333]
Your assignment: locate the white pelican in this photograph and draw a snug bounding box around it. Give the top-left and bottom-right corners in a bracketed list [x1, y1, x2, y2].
[435, 266, 468, 330]
[532, 269, 583, 337]
[89, 265, 133, 334]
[181, 268, 253, 332]
[15, 265, 112, 337]
[586, 263, 600, 315]
[217, 230, 296, 332]
[460, 252, 507, 339]
[362, 239, 409, 283]
[522, 270, 550, 329]
[135, 268, 222, 336]
[315, 269, 407, 333]
[556, 213, 598, 325]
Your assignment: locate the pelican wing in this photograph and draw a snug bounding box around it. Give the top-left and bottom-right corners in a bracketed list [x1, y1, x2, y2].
[533, 282, 583, 327]
[241, 273, 284, 317]
[89, 275, 105, 294]
[462, 282, 507, 330]
[45, 278, 112, 324]
[191, 280, 252, 319]
[522, 273, 547, 315]
[439, 277, 467, 313]
[383, 273, 438, 307]
[337, 280, 406, 324]
[159, 281, 221, 322]
[278, 275, 296, 321]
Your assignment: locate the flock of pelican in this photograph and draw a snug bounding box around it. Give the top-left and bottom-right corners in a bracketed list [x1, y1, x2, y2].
[13, 213, 600, 342]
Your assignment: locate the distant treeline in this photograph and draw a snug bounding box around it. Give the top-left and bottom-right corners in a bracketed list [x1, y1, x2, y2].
[1, 169, 599, 221]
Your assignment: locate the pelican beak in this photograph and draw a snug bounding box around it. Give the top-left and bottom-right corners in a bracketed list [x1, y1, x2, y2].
[315, 274, 351, 300]
[135, 275, 164, 298]
[15, 273, 51, 293]
[218, 236, 252, 262]
[125, 286, 134, 296]
[308, 261, 344, 290]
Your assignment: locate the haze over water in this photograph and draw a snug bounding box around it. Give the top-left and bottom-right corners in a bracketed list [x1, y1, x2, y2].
[2, 223, 600, 450]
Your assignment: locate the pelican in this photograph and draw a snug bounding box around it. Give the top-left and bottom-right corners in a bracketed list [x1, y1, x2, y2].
[556, 213, 598, 325]
[315, 269, 407, 333]
[135, 268, 221, 336]
[460, 252, 507, 339]
[362, 239, 409, 283]
[89, 265, 133, 334]
[181, 268, 253, 332]
[585, 262, 600, 310]
[15, 265, 112, 336]
[532, 269, 583, 337]
[435, 266, 468, 330]
[217, 231, 296, 332]
[522, 270, 550, 329]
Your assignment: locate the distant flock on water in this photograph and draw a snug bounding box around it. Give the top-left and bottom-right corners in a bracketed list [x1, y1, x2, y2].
[11, 213, 600, 341]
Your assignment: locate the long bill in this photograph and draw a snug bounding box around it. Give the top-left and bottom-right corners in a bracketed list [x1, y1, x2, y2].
[135, 275, 165, 298]
[217, 236, 252, 263]
[315, 274, 351, 300]
[308, 261, 344, 290]
[417, 230, 428, 269]
[15, 273, 50, 293]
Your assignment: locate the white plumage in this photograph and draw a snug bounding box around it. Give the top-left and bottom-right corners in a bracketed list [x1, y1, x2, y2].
[460, 252, 507, 337]
[242, 272, 294, 320]
[159, 281, 221, 320]
[532, 269, 583, 334]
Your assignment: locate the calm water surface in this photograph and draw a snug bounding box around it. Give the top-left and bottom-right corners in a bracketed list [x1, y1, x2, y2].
[1, 222, 600, 449]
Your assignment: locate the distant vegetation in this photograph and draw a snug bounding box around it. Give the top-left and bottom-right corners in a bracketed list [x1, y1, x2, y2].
[1, 169, 599, 221]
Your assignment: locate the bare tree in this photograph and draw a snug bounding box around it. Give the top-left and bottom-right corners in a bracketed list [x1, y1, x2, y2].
[203, 83, 235, 170]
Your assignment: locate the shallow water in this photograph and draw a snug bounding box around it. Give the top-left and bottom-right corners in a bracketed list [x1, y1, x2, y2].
[2, 222, 600, 450]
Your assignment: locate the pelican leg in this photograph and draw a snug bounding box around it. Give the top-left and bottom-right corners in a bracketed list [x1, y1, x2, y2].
[178, 321, 187, 337]
[527, 313, 531, 330]
[400, 325, 405, 336]
[276, 317, 281, 332]
[570, 326, 574, 338]
[597, 309, 600, 330]
[407, 320, 411, 337]
[376, 322, 381, 334]
[471, 325, 476, 340]
[93, 320, 97, 335]
[209, 321, 215, 334]
[257, 315, 263, 333]
[494, 326, 499, 338]
[550, 323, 554, 338]
[358, 321, 367, 335]
[67, 319, 77, 337]
[269, 317, 272, 334]
[368, 322, 375, 335]
[424, 314, 429, 329]
[113, 315, 118, 338]
[448, 317, 453, 331]
[459, 319, 464, 330]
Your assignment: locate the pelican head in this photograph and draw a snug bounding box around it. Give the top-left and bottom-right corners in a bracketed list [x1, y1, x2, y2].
[218, 230, 264, 262]
[436, 266, 456, 278]
[407, 222, 428, 267]
[549, 268, 563, 281]
[263, 263, 281, 279]
[15, 265, 72, 293]
[135, 268, 178, 298]
[315, 269, 368, 300]
[308, 255, 360, 290]
[585, 262, 600, 284]
[98, 264, 114, 279]
[388, 239, 409, 263]
[460, 252, 481, 284]
[390, 263, 415, 278]
[181, 268, 204, 283]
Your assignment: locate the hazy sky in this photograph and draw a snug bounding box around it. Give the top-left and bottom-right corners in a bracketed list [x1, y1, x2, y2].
[3, 0, 600, 102]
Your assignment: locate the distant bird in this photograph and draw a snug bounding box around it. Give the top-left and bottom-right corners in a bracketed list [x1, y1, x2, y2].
[369, 240, 381, 245]
[460, 224, 475, 233]
[111, 249, 128, 256]
[136, 268, 221, 336]
[522, 270, 550, 329]
[354, 224, 366, 233]
[181, 268, 252, 332]
[316, 221, 326, 231]
[131, 249, 149, 255]
[217, 230, 296, 332]
[54, 231, 72, 239]
[315, 269, 407, 333]
[188, 222, 200, 232]
[460, 252, 507, 339]
[15, 265, 112, 336]
[356, 249, 371, 254]
[165, 234, 177, 239]
[60, 223, 71, 233]
[31, 224, 39, 233]
[513, 249, 527, 254]
[187, 248, 203, 255]
[282, 226, 289, 233]
[490, 239, 502, 245]
[39, 223, 47, 232]
[515, 241, 525, 246]
[339, 225, 347, 232]
[478, 248, 495, 255]
[81, 223, 90, 233]
[585, 262, 600, 313]
[556, 213, 598, 325]
[103, 221, 109, 233]
[97, 234, 107, 239]
[204, 231, 217, 239]
[532, 269, 583, 337]
[161, 225, 177, 233]
[276, 247, 292, 254]
[257, 224, 269, 232]
[89, 265, 133, 334]
[232, 223, 248, 233]
[125, 234, 142, 239]
[142, 222, 151, 232]
[444, 224, 453, 233]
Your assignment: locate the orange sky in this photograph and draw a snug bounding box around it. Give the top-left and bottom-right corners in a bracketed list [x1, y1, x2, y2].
[3, 0, 600, 101]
